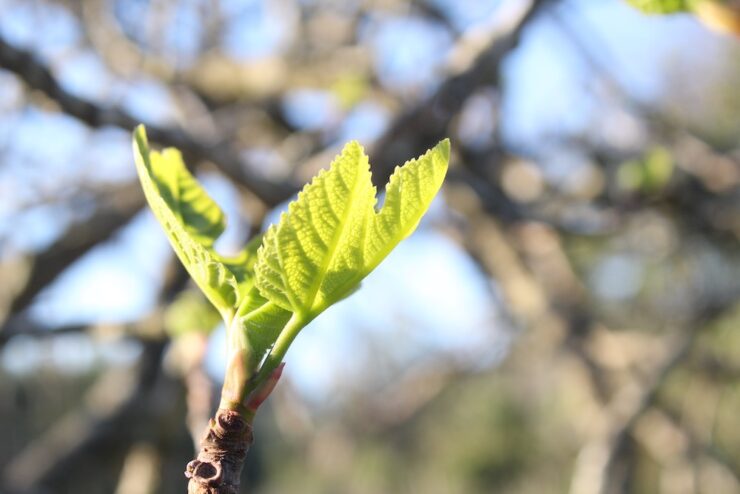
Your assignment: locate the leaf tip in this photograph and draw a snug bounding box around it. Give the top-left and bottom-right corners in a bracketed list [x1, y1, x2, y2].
[133, 124, 148, 150]
[343, 139, 364, 152]
[435, 138, 451, 164]
[339, 140, 369, 166]
[132, 124, 152, 169]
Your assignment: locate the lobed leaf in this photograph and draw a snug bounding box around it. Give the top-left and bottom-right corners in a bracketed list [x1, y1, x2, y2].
[134, 126, 295, 367]
[253, 139, 450, 320]
[134, 125, 450, 374]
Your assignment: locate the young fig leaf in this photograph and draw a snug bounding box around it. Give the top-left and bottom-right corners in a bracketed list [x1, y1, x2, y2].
[253, 139, 449, 320]
[133, 126, 248, 321]
[133, 125, 450, 378]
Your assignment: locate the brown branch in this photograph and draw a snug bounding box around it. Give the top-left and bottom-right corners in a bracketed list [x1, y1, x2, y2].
[1, 7, 556, 489]
[185, 409, 254, 494]
[0, 35, 295, 206]
[566, 333, 693, 494]
[1, 339, 168, 492]
[1, 0, 552, 225]
[185, 364, 284, 494]
[5, 182, 143, 317]
[1, 262, 188, 492]
[369, 0, 553, 185]
[655, 404, 740, 486]
[570, 300, 738, 494]
[0, 312, 167, 347]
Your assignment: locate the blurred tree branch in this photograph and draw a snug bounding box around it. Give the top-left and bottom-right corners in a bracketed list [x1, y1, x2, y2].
[1, 340, 169, 493]
[1, 259, 189, 492]
[1, 1, 739, 492]
[0, 35, 296, 206]
[3, 182, 143, 319]
[371, 0, 553, 185]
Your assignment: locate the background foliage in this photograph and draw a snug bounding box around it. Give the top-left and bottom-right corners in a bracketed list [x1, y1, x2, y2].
[1, 1, 739, 493]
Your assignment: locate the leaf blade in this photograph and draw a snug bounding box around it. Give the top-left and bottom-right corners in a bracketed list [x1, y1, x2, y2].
[253, 139, 449, 320]
[132, 126, 240, 319]
[367, 139, 450, 269]
[254, 141, 376, 314]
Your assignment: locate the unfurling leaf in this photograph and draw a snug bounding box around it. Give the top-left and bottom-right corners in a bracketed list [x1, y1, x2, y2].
[133, 125, 449, 378]
[164, 290, 222, 337]
[133, 127, 249, 320]
[253, 139, 449, 320]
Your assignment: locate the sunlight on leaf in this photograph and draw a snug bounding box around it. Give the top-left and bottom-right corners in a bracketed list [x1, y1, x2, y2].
[133, 126, 247, 320]
[625, 0, 692, 14]
[254, 139, 449, 319]
[134, 125, 449, 376]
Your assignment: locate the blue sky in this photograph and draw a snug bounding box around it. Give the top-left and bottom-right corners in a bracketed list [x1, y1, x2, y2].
[0, 0, 731, 399]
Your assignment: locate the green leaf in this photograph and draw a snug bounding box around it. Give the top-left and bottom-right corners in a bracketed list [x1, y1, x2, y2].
[231, 235, 293, 368]
[253, 139, 450, 319]
[133, 126, 291, 368]
[133, 126, 246, 320]
[164, 290, 222, 338]
[231, 288, 292, 369]
[134, 125, 449, 381]
[617, 146, 673, 193]
[625, 0, 693, 13]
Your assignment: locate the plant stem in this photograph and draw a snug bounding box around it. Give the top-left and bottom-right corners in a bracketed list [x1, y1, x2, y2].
[185, 408, 253, 494]
[186, 364, 284, 493]
[246, 312, 306, 396]
[185, 313, 304, 492]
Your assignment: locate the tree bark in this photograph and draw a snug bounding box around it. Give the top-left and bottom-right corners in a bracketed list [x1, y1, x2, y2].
[185, 408, 253, 494]
[185, 361, 284, 493]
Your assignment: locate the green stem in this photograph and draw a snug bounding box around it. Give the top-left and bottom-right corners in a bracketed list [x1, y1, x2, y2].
[218, 348, 253, 414]
[245, 312, 307, 396]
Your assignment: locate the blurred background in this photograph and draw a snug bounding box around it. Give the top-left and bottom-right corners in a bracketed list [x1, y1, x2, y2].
[1, 0, 740, 493]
